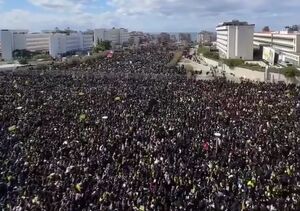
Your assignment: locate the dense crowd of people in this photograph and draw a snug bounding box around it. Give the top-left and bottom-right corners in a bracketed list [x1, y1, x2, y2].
[54, 48, 186, 75]
[1, 48, 300, 210]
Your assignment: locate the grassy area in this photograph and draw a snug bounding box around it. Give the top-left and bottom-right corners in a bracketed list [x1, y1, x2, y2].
[199, 49, 266, 71]
[239, 63, 265, 72]
[223, 59, 244, 69]
[203, 51, 220, 61]
[197, 46, 210, 54]
[167, 51, 183, 67]
[197, 46, 220, 61]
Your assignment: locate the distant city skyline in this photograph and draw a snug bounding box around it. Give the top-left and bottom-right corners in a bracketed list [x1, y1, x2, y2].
[0, 0, 299, 32]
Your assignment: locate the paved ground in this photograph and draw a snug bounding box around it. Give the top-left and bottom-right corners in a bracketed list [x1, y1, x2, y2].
[179, 56, 241, 82]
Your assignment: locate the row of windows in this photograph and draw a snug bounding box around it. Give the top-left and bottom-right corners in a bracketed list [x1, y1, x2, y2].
[254, 34, 295, 42]
[254, 39, 295, 50]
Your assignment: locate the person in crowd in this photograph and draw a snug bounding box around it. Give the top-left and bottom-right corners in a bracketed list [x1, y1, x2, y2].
[0, 47, 300, 210]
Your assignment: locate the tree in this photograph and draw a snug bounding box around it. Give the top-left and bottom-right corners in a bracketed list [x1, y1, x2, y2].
[291, 25, 299, 32]
[18, 58, 28, 65]
[283, 66, 299, 78]
[93, 40, 112, 53]
[262, 26, 270, 32]
[102, 41, 111, 50]
[13, 49, 31, 59]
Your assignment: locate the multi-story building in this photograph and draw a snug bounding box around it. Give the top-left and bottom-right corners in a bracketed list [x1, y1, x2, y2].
[82, 33, 94, 50]
[0, 30, 29, 60]
[179, 33, 191, 43]
[120, 28, 130, 45]
[157, 33, 171, 45]
[129, 31, 145, 47]
[94, 28, 129, 47]
[50, 32, 94, 57]
[254, 31, 300, 66]
[197, 31, 216, 44]
[26, 33, 51, 52]
[216, 20, 255, 60]
[0, 29, 94, 60]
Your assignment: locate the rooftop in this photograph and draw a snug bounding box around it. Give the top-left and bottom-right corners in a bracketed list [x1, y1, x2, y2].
[255, 31, 300, 35]
[217, 20, 255, 27]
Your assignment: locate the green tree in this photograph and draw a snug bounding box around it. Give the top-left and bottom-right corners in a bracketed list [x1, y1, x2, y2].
[13, 49, 31, 59]
[283, 66, 299, 78]
[93, 40, 112, 53]
[18, 58, 28, 65]
[102, 41, 111, 50]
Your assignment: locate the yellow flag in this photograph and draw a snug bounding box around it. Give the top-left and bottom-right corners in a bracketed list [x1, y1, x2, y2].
[79, 114, 87, 122]
[8, 125, 16, 132]
[75, 183, 82, 192]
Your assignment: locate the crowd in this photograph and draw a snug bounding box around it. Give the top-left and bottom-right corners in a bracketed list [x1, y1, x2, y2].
[54, 48, 186, 75]
[1, 48, 300, 210]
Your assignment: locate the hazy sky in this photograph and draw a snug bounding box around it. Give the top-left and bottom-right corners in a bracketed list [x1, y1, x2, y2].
[0, 0, 299, 32]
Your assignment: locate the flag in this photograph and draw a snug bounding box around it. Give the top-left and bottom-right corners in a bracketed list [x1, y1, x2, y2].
[107, 50, 114, 58]
[115, 96, 121, 101]
[203, 142, 209, 151]
[8, 125, 16, 132]
[79, 114, 87, 122]
[75, 183, 82, 192]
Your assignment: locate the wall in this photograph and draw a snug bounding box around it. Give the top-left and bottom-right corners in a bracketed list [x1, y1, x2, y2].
[49, 34, 66, 58]
[26, 34, 50, 52]
[120, 29, 129, 44]
[13, 33, 26, 50]
[296, 35, 300, 53]
[227, 26, 236, 59]
[236, 26, 254, 60]
[1, 30, 13, 61]
[203, 56, 300, 84]
[83, 34, 93, 49]
[65, 34, 81, 52]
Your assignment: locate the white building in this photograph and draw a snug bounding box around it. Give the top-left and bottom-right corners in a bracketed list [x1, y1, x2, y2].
[94, 28, 129, 47]
[0, 30, 29, 60]
[49, 32, 94, 58]
[0, 29, 94, 60]
[254, 31, 300, 66]
[216, 20, 255, 60]
[26, 33, 51, 52]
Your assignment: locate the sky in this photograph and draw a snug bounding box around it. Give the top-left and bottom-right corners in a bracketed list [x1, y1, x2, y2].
[0, 0, 299, 32]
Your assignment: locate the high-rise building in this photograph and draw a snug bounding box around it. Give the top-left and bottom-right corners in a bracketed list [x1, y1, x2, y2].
[216, 20, 255, 60]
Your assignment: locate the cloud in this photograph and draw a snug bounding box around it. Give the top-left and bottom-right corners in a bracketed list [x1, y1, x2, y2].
[27, 0, 96, 13]
[0, 9, 120, 31]
[1, 0, 300, 32]
[107, 0, 300, 31]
